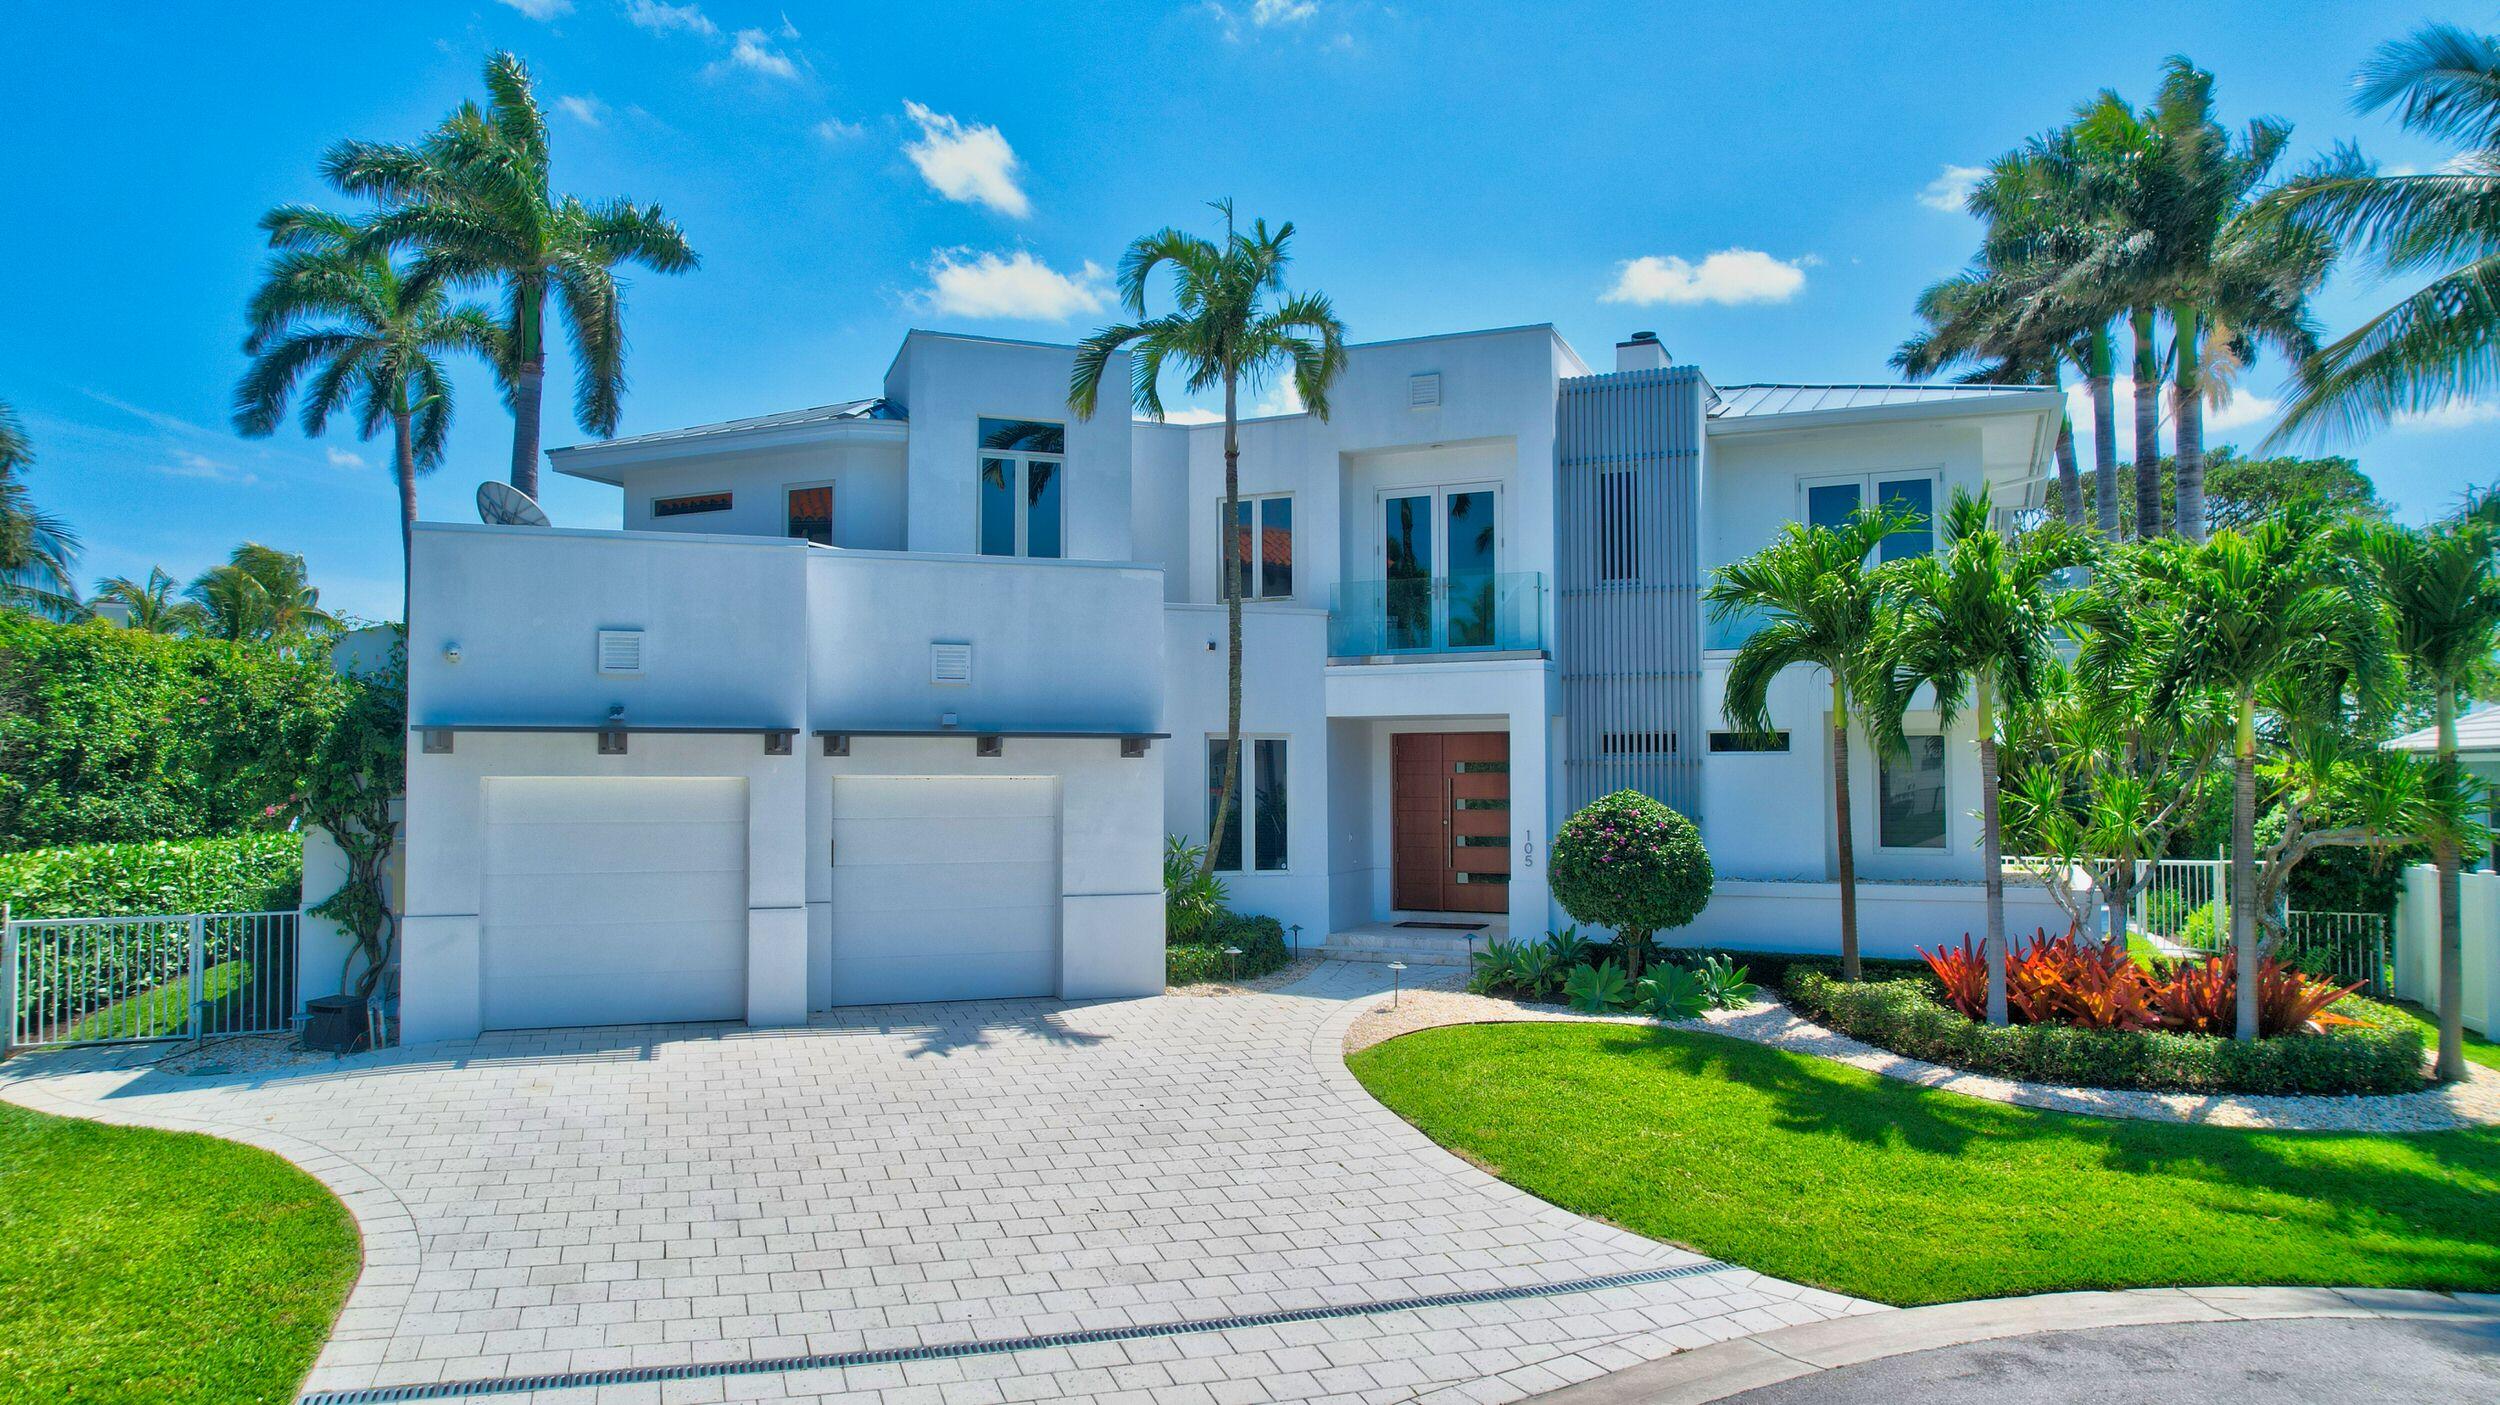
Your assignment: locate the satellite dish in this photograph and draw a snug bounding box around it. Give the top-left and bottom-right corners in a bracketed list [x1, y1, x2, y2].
[476, 481, 551, 528]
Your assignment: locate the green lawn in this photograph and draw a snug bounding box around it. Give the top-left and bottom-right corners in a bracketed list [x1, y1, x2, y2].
[0, 1100, 360, 1403]
[61, 958, 261, 1043]
[1349, 1022, 2500, 1306]
[2385, 1001, 2500, 1071]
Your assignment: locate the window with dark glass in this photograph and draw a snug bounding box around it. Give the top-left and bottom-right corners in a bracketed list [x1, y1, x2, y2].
[653, 491, 732, 517]
[786, 485, 833, 545]
[976, 417, 1065, 558]
[1804, 474, 1937, 561]
[1207, 737, 1288, 872]
[1880, 734, 1948, 849]
[1708, 730, 1791, 753]
[1219, 495, 1294, 600]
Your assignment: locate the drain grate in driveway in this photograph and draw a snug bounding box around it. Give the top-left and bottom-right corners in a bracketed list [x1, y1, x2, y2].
[299, 1258, 1738, 1404]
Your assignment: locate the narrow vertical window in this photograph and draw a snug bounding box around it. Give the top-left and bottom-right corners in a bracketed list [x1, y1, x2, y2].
[977, 418, 1066, 558]
[1260, 497, 1293, 598]
[979, 458, 1016, 557]
[1219, 495, 1294, 600]
[1254, 738, 1288, 871]
[1207, 739, 1243, 872]
[1880, 734, 1948, 849]
[1598, 470, 1638, 582]
[1876, 477, 1934, 560]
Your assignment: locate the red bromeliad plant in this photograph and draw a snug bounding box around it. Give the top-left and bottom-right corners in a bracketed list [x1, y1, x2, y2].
[1920, 930, 2358, 1037]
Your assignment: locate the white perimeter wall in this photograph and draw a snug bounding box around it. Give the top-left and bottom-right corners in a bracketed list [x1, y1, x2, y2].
[2395, 864, 2500, 1037]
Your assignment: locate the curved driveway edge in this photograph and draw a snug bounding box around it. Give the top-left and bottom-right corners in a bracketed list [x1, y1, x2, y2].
[1519, 1286, 2500, 1404]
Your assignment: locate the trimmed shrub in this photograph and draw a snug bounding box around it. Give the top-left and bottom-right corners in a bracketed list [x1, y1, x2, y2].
[1786, 969, 2425, 1096]
[0, 614, 344, 850]
[0, 833, 303, 919]
[1166, 911, 1292, 986]
[1549, 790, 1713, 973]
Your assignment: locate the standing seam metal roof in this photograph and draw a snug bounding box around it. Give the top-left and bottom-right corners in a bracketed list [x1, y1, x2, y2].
[549, 398, 900, 455]
[1707, 383, 2056, 418]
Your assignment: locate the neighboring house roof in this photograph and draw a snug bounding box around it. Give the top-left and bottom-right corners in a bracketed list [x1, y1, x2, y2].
[1708, 383, 2055, 419]
[548, 398, 904, 482]
[2387, 706, 2500, 758]
[563, 398, 900, 454]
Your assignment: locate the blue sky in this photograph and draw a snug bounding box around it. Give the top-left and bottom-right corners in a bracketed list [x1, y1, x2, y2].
[0, 1, 2478, 621]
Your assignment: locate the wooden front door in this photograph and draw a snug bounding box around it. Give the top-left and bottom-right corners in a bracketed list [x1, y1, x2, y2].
[1391, 731, 1510, 913]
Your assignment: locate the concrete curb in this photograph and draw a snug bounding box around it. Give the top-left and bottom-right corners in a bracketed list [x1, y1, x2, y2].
[1523, 1286, 2500, 1403]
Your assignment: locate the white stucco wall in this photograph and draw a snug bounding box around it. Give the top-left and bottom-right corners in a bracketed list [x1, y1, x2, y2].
[885, 332, 1134, 562]
[606, 438, 910, 550]
[1160, 604, 1332, 938]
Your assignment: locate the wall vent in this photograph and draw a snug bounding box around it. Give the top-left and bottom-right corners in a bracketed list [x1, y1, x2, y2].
[1408, 372, 1442, 409]
[595, 629, 645, 676]
[931, 641, 973, 685]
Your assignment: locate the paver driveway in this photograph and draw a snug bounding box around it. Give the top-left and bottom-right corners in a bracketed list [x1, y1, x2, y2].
[0, 962, 1872, 1404]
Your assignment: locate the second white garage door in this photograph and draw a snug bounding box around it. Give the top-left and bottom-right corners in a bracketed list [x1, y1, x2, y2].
[828, 775, 1059, 1004]
[480, 776, 750, 1031]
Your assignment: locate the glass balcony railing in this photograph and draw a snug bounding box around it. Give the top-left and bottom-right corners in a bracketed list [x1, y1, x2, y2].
[1705, 605, 1771, 651]
[1328, 572, 1546, 658]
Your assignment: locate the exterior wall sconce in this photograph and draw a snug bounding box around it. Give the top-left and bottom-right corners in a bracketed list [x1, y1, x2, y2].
[764, 731, 794, 756]
[822, 733, 850, 757]
[421, 728, 454, 754]
[442, 642, 463, 664]
[598, 730, 628, 755]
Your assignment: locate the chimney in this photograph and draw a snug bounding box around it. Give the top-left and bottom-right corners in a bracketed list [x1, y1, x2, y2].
[1615, 330, 1669, 373]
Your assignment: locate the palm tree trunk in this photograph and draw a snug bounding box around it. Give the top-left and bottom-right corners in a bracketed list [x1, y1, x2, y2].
[1199, 370, 1245, 883]
[2090, 328, 2119, 538]
[2231, 691, 2260, 1042]
[1832, 677, 1859, 983]
[2131, 308, 2162, 541]
[2172, 308, 2206, 543]
[509, 283, 545, 500]
[393, 405, 418, 620]
[1979, 673, 2008, 1026]
[2436, 689, 2467, 1080]
[2053, 414, 2082, 527]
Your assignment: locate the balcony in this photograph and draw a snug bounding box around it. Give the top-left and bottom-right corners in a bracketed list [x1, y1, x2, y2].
[1328, 572, 1545, 660]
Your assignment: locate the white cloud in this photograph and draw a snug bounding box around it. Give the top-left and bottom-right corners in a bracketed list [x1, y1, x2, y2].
[1153, 406, 1228, 424]
[711, 27, 798, 81]
[325, 447, 365, 469]
[158, 449, 258, 486]
[901, 102, 1029, 217]
[1253, 0, 1317, 23]
[1601, 249, 1808, 306]
[2395, 398, 2500, 431]
[556, 94, 606, 127]
[2202, 389, 2280, 433]
[812, 117, 864, 143]
[624, 0, 715, 36]
[1918, 163, 1988, 214]
[922, 250, 1108, 320]
[1255, 378, 1306, 417]
[494, 0, 572, 18]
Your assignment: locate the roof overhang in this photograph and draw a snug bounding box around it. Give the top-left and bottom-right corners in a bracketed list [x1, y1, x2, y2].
[1705, 388, 2064, 438]
[550, 418, 908, 485]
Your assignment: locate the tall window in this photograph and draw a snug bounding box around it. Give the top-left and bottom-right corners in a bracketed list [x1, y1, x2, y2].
[1879, 734, 1948, 849]
[786, 485, 833, 546]
[1219, 495, 1293, 599]
[978, 417, 1065, 558]
[1804, 473, 1936, 560]
[1207, 737, 1288, 872]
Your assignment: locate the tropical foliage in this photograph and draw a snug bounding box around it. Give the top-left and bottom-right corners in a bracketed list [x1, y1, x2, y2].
[1071, 201, 1345, 877]
[0, 399, 80, 620]
[1546, 790, 1714, 978]
[182, 543, 339, 647]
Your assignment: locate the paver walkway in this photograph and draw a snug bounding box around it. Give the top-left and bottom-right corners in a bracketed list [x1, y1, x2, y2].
[0, 962, 1871, 1405]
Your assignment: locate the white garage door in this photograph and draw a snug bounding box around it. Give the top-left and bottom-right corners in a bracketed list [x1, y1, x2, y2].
[828, 776, 1059, 1004]
[480, 776, 749, 1031]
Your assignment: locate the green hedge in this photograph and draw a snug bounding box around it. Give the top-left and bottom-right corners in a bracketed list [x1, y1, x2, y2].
[0, 834, 303, 920]
[1168, 911, 1293, 986]
[0, 614, 344, 850]
[1785, 969, 2425, 1097]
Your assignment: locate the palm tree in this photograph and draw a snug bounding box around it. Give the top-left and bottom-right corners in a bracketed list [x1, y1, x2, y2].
[1893, 264, 2085, 525]
[1069, 200, 1346, 880]
[2365, 514, 2500, 1080]
[236, 207, 499, 588]
[2137, 511, 2393, 1041]
[1705, 510, 1908, 980]
[1882, 489, 2093, 1024]
[187, 543, 339, 648]
[325, 51, 697, 498]
[2259, 24, 2500, 441]
[90, 567, 205, 634]
[0, 399, 81, 619]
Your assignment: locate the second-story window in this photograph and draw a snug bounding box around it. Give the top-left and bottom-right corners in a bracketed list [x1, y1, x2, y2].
[1803, 473, 1936, 560]
[1220, 494, 1293, 599]
[786, 485, 833, 545]
[977, 417, 1065, 559]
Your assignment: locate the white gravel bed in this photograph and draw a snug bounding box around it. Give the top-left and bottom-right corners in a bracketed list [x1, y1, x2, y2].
[1344, 987, 2500, 1133]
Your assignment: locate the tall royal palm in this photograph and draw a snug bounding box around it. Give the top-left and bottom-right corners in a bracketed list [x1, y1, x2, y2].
[1883, 490, 2092, 1024]
[0, 399, 81, 619]
[2139, 511, 2392, 1041]
[236, 207, 500, 586]
[1894, 263, 2087, 525]
[1070, 201, 1346, 879]
[2365, 515, 2500, 1080]
[326, 52, 696, 498]
[2260, 24, 2500, 441]
[1706, 511, 1907, 980]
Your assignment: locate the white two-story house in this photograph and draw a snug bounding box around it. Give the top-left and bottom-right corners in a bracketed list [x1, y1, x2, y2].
[391, 323, 2071, 1042]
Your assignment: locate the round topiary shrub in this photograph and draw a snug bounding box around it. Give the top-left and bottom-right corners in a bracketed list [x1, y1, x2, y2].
[1549, 789, 1714, 976]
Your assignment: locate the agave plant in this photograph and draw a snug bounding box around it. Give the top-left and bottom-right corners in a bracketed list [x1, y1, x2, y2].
[1637, 966, 1711, 1022]
[1693, 955, 1759, 1009]
[1563, 960, 1631, 1013]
